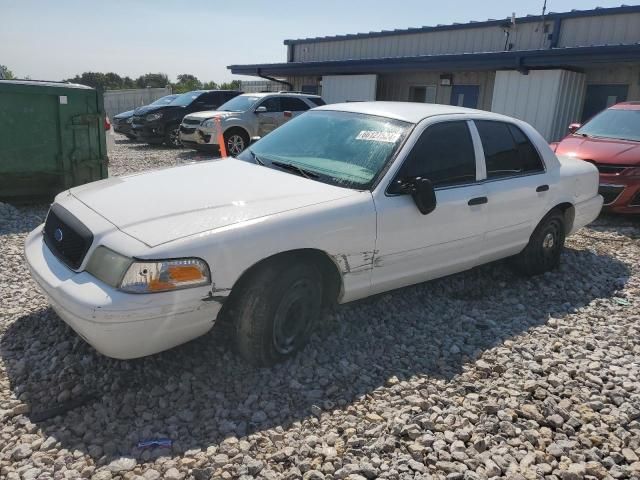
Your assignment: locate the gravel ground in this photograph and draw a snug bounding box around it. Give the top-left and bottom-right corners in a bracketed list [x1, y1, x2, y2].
[1, 135, 639, 480]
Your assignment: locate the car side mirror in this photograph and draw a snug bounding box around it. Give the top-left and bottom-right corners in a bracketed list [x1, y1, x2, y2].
[568, 123, 581, 134]
[395, 177, 437, 215]
[255, 106, 267, 114]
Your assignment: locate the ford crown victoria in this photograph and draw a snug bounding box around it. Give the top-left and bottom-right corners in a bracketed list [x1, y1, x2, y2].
[25, 103, 603, 365]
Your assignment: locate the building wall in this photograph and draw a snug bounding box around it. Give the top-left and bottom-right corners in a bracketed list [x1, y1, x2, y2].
[376, 71, 495, 110]
[290, 12, 640, 63]
[583, 64, 640, 101]
[558, 13, 640, 47]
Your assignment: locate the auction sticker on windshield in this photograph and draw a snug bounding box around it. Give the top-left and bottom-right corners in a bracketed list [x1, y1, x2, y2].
[356, 130, 401, 143]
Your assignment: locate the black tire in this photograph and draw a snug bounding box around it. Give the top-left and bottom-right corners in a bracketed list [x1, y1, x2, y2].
[233, 260, 323, 366]
[512, 210, 566, 276]
[164, 123, 182, 148]
[223, 129, 249, 157]
[125, 134, 136, 140]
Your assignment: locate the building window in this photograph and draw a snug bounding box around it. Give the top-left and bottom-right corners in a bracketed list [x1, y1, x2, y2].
[409, 85, 437, 103]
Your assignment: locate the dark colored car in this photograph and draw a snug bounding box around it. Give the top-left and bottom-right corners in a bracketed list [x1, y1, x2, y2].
[551, 102, 640, 214]
[131, 90, 242, 147]
[112, 94, 179, 139]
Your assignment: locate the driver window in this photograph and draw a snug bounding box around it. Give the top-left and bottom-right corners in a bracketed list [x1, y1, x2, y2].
[258, 97, 282, 113]
[393, 121, 477, 190]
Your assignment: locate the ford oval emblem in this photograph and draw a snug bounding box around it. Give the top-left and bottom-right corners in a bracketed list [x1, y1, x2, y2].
[54, 228, 64, 242]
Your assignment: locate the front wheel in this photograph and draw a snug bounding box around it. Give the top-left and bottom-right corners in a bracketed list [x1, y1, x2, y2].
[223, 129, 249, 156]
[512, 210, 566, 276]
[164, 124, 182, 148]
[233, 261, 323, 366]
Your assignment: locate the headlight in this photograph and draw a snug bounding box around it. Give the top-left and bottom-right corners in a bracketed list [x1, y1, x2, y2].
[126, 117, 133, 124]
[85, 246, 133, 287]
[86, 247, 211, 293]
[146, 112, 163, 122]
[202, 119, 217, 129]
[119, 258, 210, 293]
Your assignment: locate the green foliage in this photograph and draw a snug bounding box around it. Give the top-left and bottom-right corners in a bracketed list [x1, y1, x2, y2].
[0, 65, 15, 79]
[61, 71, 240, 92]
[173, 74, 203, 93]
[218, 80, 242, 90]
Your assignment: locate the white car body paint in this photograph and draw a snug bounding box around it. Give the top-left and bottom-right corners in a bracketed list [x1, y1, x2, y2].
[25, 102, 603, 359]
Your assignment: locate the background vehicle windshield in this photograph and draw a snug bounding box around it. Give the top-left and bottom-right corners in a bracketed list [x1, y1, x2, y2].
[169, 91, 202, 107]
[151, 94, 179, 106]
[237, 110, 412, 189]
[577, 108, 640, 142]
[218, 95, 261, 112]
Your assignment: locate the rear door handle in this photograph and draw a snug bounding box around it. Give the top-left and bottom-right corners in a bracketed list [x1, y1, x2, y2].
[468, 196, 488, 206]
[536, 184, 549, 192]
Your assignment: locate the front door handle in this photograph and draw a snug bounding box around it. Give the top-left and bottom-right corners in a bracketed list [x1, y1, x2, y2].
[468, 196, 488, 206]
[536, 184, 550, 192]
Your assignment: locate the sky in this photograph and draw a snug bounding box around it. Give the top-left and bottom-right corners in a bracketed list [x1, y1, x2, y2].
[0, 0, 632, 84]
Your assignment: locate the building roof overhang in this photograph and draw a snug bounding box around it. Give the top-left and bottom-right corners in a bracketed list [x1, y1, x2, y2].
[228, 44, 640, 78]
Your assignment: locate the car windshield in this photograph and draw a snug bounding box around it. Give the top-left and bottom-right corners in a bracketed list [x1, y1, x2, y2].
[236, 110, 412, 189]
[218, 95, 261, 112]
[151, 94, 179, 106]
[576, 108, 640, 142]
[169, 91, 202, 107]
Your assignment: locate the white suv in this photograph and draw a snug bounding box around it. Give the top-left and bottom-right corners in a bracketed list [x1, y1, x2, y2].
[179, 92, 325, 155]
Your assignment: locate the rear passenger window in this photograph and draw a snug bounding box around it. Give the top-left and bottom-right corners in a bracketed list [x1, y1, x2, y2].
[281, 97, 310, 111]
[475, 121, 544, 179]
[394, 121, 476, 189]
[508, 124, 545, 173]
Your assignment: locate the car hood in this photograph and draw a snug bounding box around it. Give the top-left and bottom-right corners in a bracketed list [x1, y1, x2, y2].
[114, 110, 134, 119]
[69, 159, 358, 247]
[555, 135, 640, 165]
[184, 110, 241, 120]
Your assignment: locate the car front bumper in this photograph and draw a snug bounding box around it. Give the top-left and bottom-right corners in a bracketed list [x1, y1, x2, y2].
[24, 226, 221, 359]
[131, 122, 167, 144]
[598, 173, 640, 214]
[179, 124, 218, 148]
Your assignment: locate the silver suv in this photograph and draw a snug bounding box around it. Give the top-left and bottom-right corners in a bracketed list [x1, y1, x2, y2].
[179, 92, 325, 155]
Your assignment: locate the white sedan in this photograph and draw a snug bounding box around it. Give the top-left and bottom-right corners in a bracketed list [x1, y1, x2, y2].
[25, 102, 603, 365]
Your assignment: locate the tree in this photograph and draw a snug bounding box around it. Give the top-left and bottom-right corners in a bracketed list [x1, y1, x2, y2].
[0, 65, 15, 79]
[135, 73, 169, 89]
[173, 74, 202, 93]
[219, 80, 241, 90]
[202, 80, 218, 90]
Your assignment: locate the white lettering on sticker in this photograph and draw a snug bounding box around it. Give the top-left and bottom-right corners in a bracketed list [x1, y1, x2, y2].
[356, 130, 400, 143]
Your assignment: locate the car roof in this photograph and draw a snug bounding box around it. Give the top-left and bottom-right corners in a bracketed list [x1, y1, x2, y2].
[313, 101, 506, 123]
[610, 101, 640, 110]
[237, 92, 320, 98]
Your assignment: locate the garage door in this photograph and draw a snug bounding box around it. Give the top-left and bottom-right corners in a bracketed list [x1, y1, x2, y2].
[321, 75, 377, 104]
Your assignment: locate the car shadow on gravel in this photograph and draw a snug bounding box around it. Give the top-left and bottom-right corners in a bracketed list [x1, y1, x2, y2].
[0, 246, 630, 464]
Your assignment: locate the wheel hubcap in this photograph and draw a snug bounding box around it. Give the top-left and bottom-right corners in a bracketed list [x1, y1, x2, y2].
[227, 135, 245, 155]
[543, 232, 555, 250]
[170, 128, 180, 146]
[272, 278, 315, 354]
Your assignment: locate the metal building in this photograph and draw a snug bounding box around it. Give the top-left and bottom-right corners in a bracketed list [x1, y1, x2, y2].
[229, 5, 640, 140]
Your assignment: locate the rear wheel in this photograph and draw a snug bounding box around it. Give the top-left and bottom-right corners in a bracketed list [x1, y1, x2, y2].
[164, 123, 182, 148]
[224, 129, 249, 156]
[233, 260, 323, 366]
[512, 210, 565, 276]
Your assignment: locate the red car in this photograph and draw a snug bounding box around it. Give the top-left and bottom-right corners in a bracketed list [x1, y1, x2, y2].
[551, 102, 640, 214]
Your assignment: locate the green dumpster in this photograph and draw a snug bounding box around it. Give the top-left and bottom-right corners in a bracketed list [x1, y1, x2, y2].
[0, 80, 108, 202]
